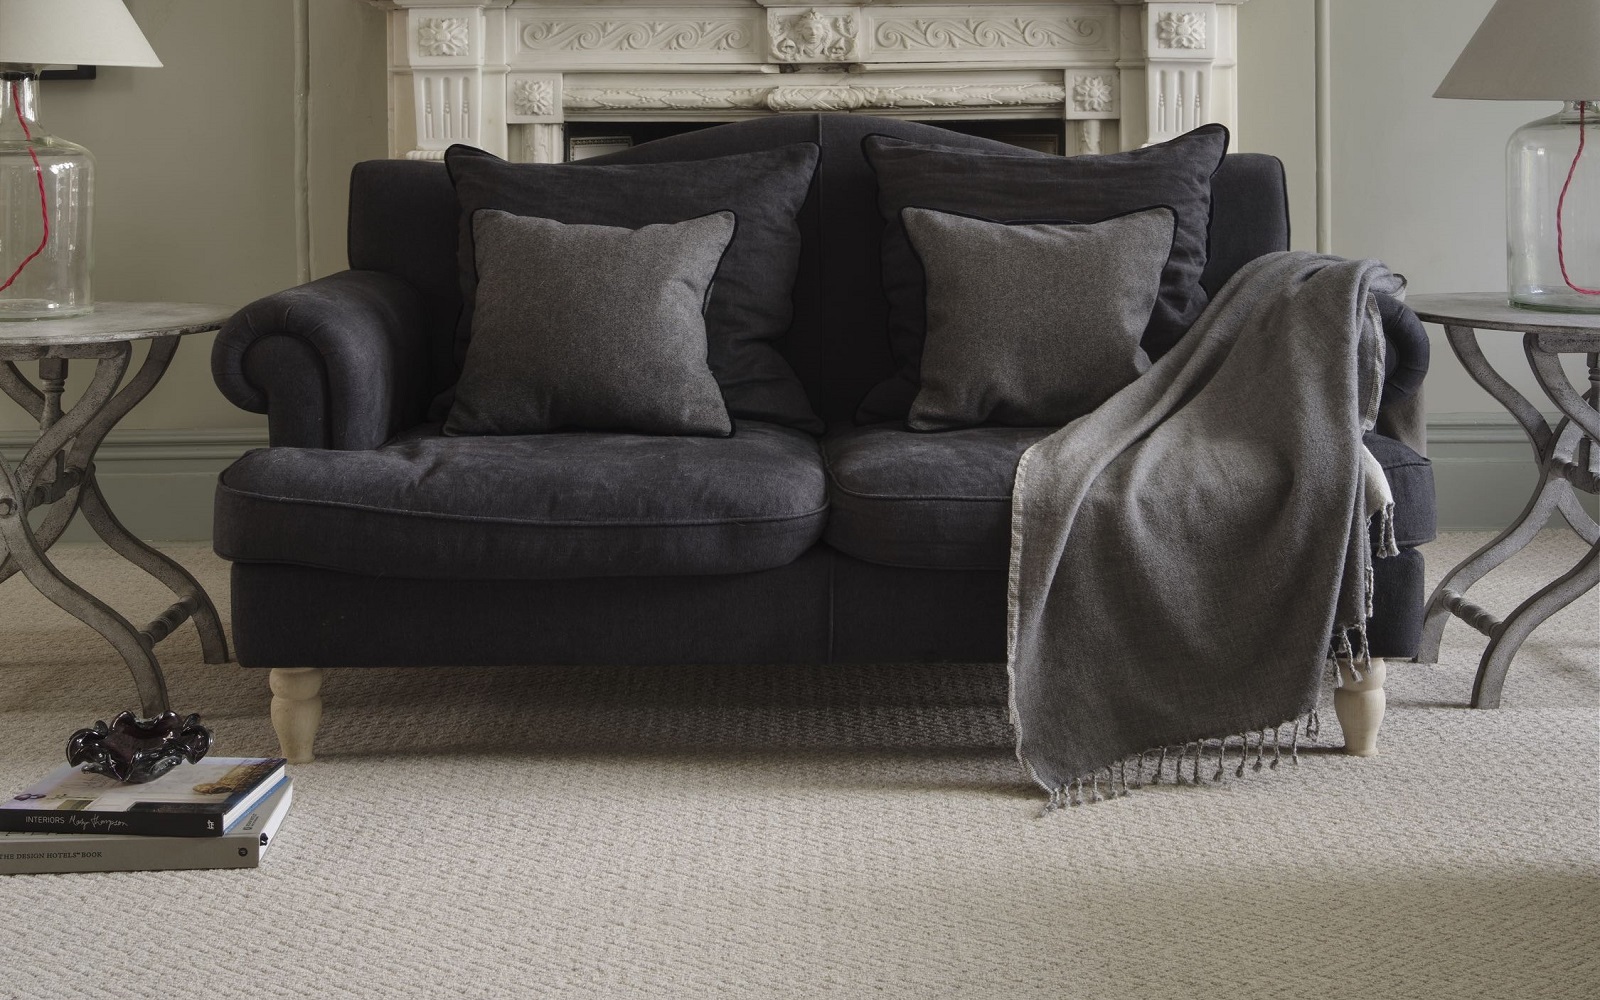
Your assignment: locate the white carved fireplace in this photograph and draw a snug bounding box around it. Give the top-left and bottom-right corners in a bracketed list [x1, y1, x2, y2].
[367, 1, 1246, 163]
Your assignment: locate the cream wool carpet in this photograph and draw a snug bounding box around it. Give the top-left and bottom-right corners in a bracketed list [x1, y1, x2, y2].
[0, 531, 1595, 999]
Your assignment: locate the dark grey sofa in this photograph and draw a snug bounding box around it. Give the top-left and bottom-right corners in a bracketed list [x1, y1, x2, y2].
[211, 114, 1435, 762]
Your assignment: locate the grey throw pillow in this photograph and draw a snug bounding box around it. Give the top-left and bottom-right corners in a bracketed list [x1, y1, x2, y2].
[444, 143, 822, 433]
[444, 210, 736, 437]
[858, 124, 1228, 423]
[904, 206, 1177, 431]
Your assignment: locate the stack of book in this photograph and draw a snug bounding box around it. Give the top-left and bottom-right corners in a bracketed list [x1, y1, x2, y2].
[0, 757, 292, 875]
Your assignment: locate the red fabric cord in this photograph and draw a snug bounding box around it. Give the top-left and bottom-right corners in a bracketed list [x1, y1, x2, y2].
[1557, 101, 1600, 296]
[0, 80, 50, 294]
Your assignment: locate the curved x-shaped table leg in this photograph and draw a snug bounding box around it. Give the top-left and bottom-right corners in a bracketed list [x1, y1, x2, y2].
[1417, 326, 1600, 707]
[71, 338, 228, 664]
[1471, 534, 1599, 708]
[0, 339, 229, 717]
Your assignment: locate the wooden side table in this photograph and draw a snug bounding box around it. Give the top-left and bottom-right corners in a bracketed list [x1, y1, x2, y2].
[1407, 293, 1599, 708]
[0, 303, 234, 718]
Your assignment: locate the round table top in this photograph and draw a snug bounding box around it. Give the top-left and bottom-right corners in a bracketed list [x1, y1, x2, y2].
[0, 302, 233, 348]
[1407, 292, 1600, 335]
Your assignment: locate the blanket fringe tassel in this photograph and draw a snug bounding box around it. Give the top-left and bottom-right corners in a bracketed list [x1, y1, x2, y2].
[1329, 497, 1396, 692]
[1042, 710, 1323, 813]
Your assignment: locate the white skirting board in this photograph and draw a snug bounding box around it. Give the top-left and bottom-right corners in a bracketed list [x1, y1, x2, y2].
[0, 415, 1590, 541]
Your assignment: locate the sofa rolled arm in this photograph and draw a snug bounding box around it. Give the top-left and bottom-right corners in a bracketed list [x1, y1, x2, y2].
[213, 270, 433, 450]
[1374, 292, 1431, 457]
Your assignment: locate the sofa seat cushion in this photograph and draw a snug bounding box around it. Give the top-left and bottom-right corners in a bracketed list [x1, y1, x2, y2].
[824, 423, 1050, 570]
[823, 425, 1436, 571]
[1364, 431, 1437, 547]
[215, 421, 827, 580]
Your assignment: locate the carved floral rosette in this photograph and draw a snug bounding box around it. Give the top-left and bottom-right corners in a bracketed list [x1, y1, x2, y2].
[507, 75, 561, 123]
[411, 11, 477, 61]
[1067, 72, 1118, 119]
[1157, 10, 1207, 49]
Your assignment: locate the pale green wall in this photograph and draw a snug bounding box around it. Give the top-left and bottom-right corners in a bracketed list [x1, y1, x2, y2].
[308, 0, 391, 279]
[0, 0, 387, 434]
[1235, 0, 1316, 252]
[1238, 0, 1591, 414]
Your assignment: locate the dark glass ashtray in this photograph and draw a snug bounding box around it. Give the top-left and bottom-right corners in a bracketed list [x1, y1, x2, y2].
[67, 711, 212, 784]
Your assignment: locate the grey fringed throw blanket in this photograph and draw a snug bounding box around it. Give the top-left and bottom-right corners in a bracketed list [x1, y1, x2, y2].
[1007, 252, 1404, 805]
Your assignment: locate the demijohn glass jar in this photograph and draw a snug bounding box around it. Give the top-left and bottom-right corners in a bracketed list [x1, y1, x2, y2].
[0, 70, 93, 320]
[1507, 100, 1600, 313]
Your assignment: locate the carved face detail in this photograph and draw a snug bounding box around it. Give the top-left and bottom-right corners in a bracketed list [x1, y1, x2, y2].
[796, 10, 832, 47]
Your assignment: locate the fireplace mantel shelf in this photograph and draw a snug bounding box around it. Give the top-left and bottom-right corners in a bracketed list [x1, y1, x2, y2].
[364, 1, 1246, 162]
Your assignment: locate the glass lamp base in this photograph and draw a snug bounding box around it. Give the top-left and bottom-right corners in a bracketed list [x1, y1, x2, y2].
[1510, 287, 1600, 314]
[0, 298, 93, 320]
[1508, 101, 1600, 314]
[0, 73, 93, 321]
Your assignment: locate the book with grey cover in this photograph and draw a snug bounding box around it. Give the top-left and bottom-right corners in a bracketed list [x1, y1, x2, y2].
[0, 757, 287, 838]
[0, 780, 293, 875]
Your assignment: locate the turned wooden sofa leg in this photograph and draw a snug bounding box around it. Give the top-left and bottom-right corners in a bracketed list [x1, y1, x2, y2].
[269, 667, 324, 764]
[1332, 657, 1386, 757]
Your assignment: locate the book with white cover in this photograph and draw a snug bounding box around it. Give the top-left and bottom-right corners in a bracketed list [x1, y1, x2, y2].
[0, 780, 294, 875]
[0, 756, 286, 837]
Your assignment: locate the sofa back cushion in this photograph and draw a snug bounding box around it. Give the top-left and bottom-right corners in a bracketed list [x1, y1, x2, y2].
[902, 205, 1176, 431]
[446, 210, 737, 437]
[346, 115, 1291, 427]
[445, 142, 821, 432]
[857, 125, 1228, 422]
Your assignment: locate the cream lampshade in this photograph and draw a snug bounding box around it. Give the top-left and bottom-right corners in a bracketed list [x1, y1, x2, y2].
[0, 0, 163, 68]
[1436, 0, 1600, 312]
[0, 0, 162, 319]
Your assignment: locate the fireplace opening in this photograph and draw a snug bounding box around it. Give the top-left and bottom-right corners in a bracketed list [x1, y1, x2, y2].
[920, 120, 1064, 155]
[562, 119, 1067, 162]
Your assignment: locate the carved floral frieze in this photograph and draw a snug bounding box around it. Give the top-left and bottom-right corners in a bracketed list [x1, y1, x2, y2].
[768, 82, 1066, 111]
[769, 9, 859, 63]
[416, 17, 470, 57]
[564, 87, 771, 111]
[520, 19, 753, 53]
[564, 82, 1068, 113]
[873, 17, 1104, 52]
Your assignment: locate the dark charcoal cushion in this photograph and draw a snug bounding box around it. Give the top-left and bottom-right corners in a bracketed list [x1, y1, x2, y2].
[824, 423, 1050, 570]
[444, 143, 823, 432]
[446, 210, 734, 437]
[214, 421, 827, 580]
[1365, 545, 1426, 659]
[904, 206, 1175, 431]
[823, 424, 1435, 571]
[857, 125, 1229, 423]
[1365, 431, 1436, 547]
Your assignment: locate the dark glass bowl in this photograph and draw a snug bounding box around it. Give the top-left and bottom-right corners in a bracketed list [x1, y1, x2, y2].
[67, 712, 211, 783]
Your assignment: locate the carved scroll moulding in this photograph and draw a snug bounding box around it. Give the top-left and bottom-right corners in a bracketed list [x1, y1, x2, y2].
[507, 75, 562, 124]
[768, 8, 860, 64]
[516, 17, 758, 60]
[1147, 4, 1214, 57]
[871, 15, 1109, 59]
[409, 8, 478, 62]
